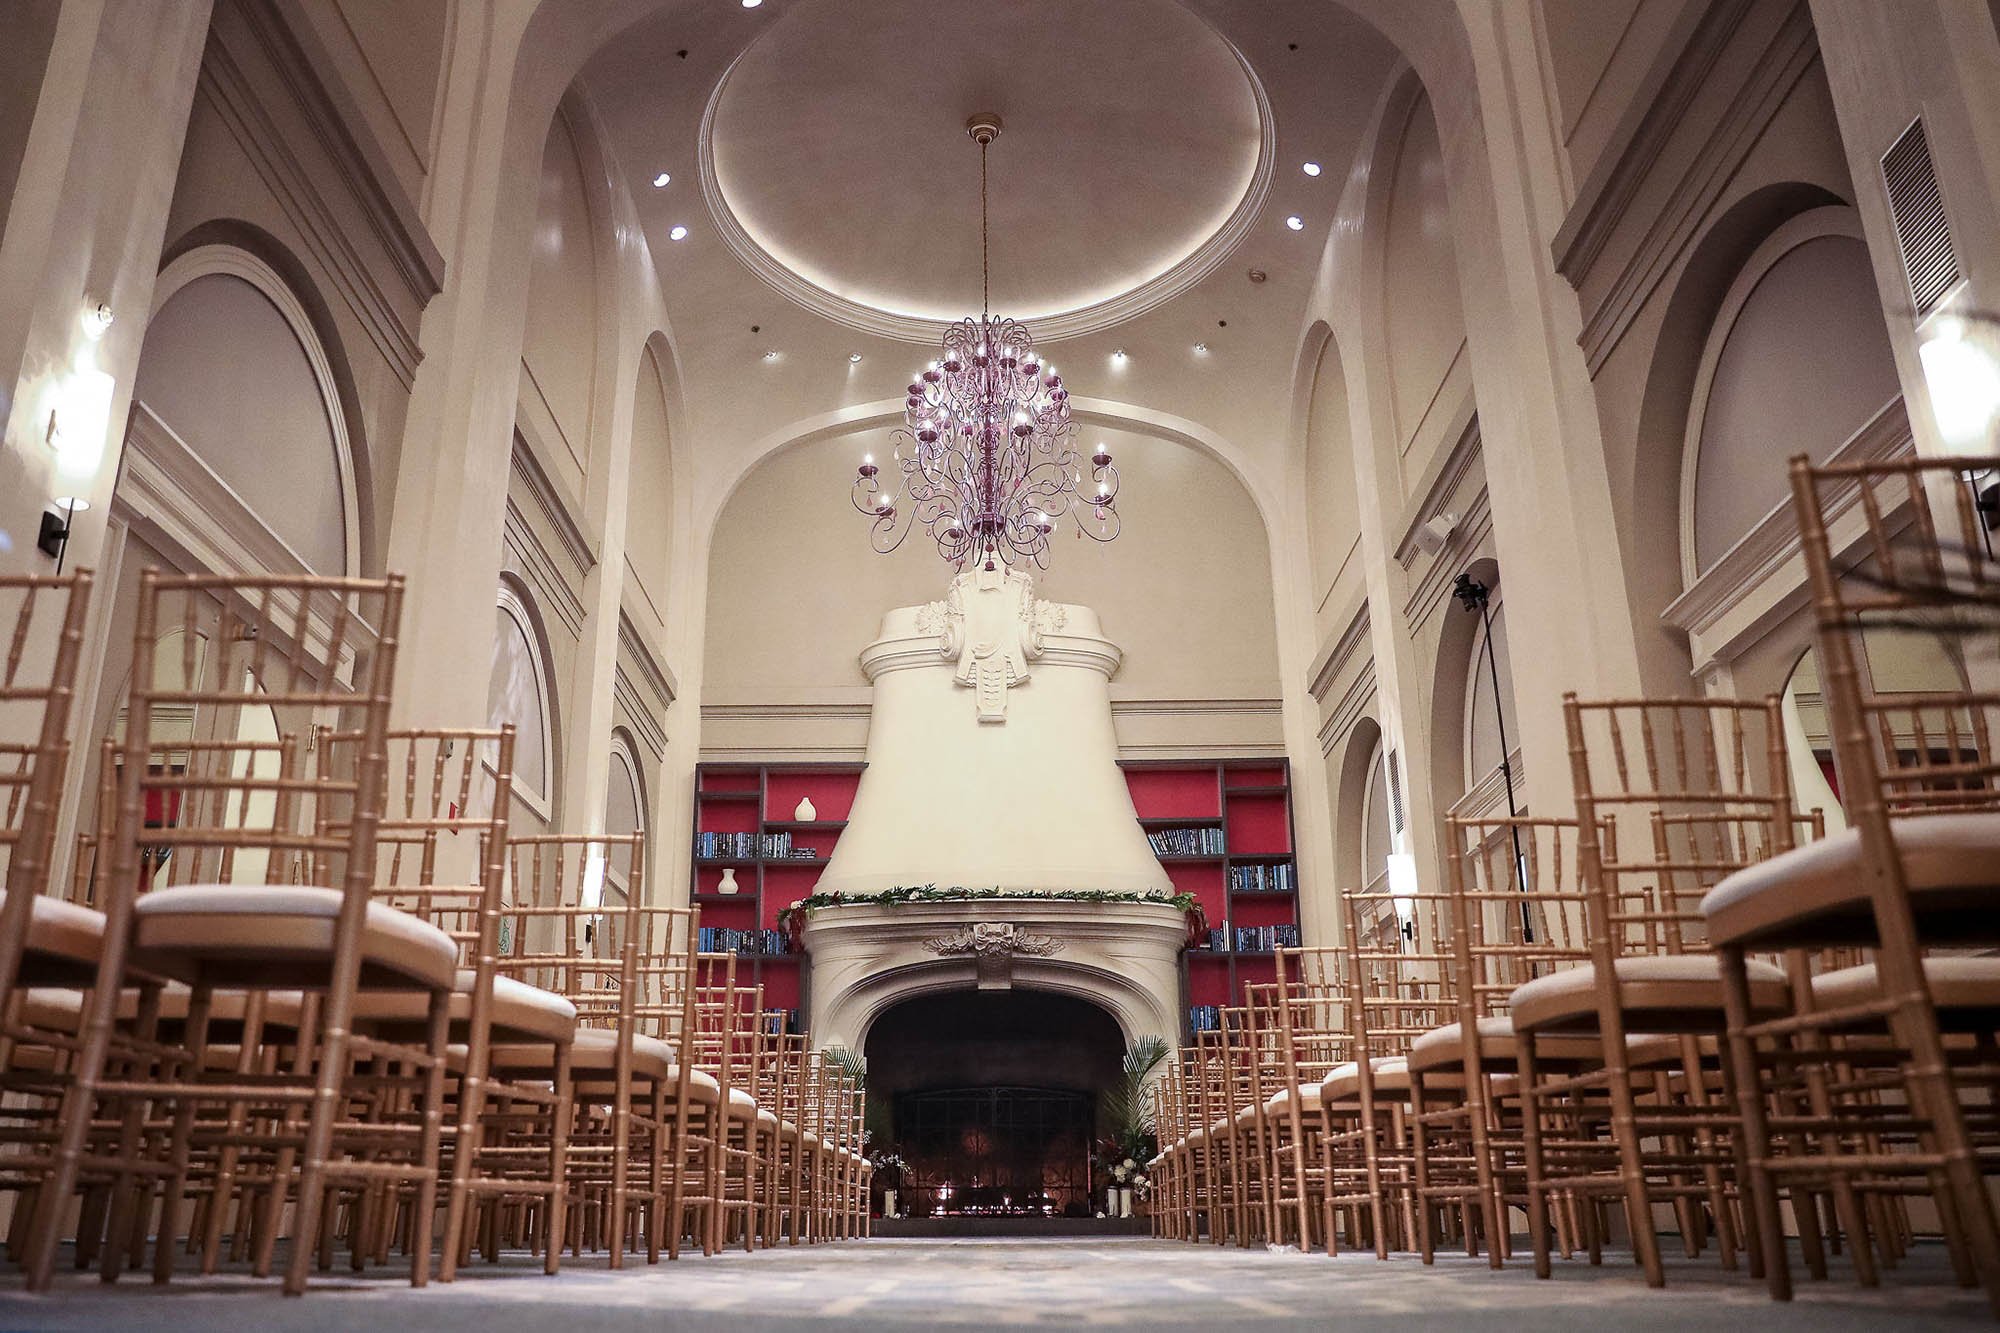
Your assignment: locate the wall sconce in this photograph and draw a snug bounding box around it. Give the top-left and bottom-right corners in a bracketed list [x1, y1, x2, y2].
[45, 365, 116, 480]
[1920, 318, 2000, 454]
[37, 497, 89, 572]
[581, 845, 608, 944]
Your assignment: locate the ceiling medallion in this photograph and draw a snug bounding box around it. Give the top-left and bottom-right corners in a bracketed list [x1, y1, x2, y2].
[852, 116, 1121, 570]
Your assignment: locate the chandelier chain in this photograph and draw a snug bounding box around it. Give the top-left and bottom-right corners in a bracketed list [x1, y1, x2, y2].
[980, 136, 990, 324]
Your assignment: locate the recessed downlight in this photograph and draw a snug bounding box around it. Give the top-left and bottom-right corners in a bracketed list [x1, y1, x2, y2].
[668, 224, 689, 241]
[741, 0, 763, 7]
[653, 172, 672, 188]
[1285, 215, 1304, 231]
[848, 352, 864, 363]
[1110, 349, 1128, 364]
[1193, 342, 1210, 355]
[762, 349, 781, 362]
[1301, 161, 1321, 177]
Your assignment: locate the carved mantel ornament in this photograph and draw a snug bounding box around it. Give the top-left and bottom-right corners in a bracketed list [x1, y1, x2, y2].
[922, 920, 1063, 988]
[915, 566, 1067, 723]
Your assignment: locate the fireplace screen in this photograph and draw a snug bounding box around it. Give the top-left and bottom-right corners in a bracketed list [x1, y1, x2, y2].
[892, 1086, 1094, 1216]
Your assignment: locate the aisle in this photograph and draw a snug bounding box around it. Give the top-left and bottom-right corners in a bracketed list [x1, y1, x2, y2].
[0, 1237, 1984, 1331]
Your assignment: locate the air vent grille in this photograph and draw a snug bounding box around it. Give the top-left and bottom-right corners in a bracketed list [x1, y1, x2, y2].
[1881, 117, 1961, 316]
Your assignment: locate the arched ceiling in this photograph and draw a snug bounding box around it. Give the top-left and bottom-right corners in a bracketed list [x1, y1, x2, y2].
[581, 0, 1400, 485]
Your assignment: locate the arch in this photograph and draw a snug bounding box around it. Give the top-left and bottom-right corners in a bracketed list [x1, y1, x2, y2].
[1376, 79, 1468, 461]
[1302, 326, 1361, 620]
[605, 727, 646, 896]
[624, 333, 678, 626]
[490, 576, 560, 822]
[1630, 183, 1850, 592]
[140, 243, 362, 577]
[1332, 714, 1384, 891]
[1427, 555, 1507, 810]
[1678, 206, 1900, 582]
[841, 959, 1176, 1055]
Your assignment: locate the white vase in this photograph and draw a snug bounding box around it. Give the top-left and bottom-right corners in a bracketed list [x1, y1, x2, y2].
[1118, 1188, 1134, 1219]
[794, 795, 817, 821]
[717, 867, 740, 896]
[882, 1188, 898, 1219]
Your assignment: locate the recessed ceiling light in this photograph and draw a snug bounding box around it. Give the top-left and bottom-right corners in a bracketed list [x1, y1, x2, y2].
[652, 172, 672, 188]
[848, 352, 863, 363]
[762, 349, 781, 362]
[742, 0, 763, 7]
[1111, 349, 1127, 364]
[1301, 162, 1321, 177]
[1285, 215, 1304, 231]
[1193, 342, 1209, 355]
[668, 224, 689, 241]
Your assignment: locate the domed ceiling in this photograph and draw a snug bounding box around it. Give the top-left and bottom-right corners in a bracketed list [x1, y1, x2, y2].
[700, 0, 1269, 339]
[581, 0, 1399, 470]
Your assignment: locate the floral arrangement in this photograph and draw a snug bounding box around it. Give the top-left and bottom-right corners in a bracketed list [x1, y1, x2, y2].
[1109, 1156, 1152, 1198]
[778, 884, 1206, 951]
[869, 1151, 908, 1186]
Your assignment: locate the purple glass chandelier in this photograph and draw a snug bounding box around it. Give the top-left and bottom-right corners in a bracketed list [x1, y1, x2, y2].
[853, 114, 1120, 570]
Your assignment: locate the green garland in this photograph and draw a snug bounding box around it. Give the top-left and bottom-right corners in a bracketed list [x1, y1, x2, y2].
[779, 883, 1198, 926]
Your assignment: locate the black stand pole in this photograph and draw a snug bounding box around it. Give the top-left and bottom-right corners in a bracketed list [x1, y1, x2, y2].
[1452, 574, 1531, 941]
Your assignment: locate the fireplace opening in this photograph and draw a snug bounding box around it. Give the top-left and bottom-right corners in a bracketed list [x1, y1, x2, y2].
[864, 989, 1124, 1217]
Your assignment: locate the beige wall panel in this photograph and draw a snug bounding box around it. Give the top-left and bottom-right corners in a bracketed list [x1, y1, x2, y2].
[520, 114, 599, 481]
[290, 0, 447, 198]
[0, 0, 62, 243]
[1381, 95, 1468, 484]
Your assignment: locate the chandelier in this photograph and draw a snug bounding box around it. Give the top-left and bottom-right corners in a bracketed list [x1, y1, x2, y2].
[853, 114, 1120, 569]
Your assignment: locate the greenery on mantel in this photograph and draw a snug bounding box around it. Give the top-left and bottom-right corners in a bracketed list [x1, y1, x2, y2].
[780, 884, 1198, 919]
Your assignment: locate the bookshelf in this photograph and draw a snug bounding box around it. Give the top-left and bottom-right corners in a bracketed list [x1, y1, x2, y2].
[690, 761, 866, 1030]
[1120, 758, 1299, 1038]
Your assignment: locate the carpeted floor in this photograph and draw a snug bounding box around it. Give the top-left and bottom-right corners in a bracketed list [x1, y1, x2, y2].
[0, 1237, 1987, 1330]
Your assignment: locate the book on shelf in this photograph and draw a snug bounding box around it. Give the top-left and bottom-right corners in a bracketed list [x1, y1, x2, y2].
[1187, 1005, 1222, 1033]
[760, 1008, 802, 1036]
[693, 830, 817, 861]
[1227, 862, 1297, 894]
[1229, 923, 1302, 953]
[1146, 826, 1225, 857]
[1202, 927, 1228, 952]
[696, 926, 789, 957]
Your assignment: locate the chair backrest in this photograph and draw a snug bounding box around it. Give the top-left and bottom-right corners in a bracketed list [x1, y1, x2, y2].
[110, 572, 402, 912]
[1790, 453, 2000, 820]
[502, 832, 645, 1034]
[0, 572, 93, 886]
[1563, 694, 1795, 960]
[324, 728, 515, 965]
[1271, 945, 1350, 1089]
[629, 903, 698, 1049]
[1341, 876, 1450, 1063]
[1443, 815, 1595, 1027]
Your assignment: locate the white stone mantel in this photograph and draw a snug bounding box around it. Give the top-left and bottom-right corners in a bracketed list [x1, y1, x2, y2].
[801, 898, 1188, 1054]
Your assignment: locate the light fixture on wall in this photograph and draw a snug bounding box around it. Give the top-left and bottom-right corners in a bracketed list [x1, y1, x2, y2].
[1452, 571, 1532, 939]
[45, 363, 117, 480]
[852, 114, 1120, 570]
[37, 497, 89, 572]
[1919, 315, 2000, 553]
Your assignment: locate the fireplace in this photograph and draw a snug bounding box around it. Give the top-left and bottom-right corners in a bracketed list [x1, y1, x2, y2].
[866, 990, 1123, 1217]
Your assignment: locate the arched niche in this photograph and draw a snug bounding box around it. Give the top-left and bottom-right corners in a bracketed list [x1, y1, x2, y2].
[625, 337, 677, 628]
[1303, 327, 1361, 627]
[520, 106, 601, 472]
[133, 246, 358, 576]
[703, 423, 1280, 706]
[1682, 208, 1901, 579]
[488, 577, 560, 830]
[1331, 715, 1385, 892]
[1379, 86, 1467, 473]
[605, 727, 646, 896]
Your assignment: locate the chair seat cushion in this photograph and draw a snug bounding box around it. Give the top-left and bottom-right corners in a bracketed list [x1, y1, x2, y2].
[1408, 1017, 1608, 1072]
[490, 1027, 678, 1083]
[351, 970, 578, 1045]
[1508, 955, 1789, 1035]
[1702, 813, 2000, 950]
[22, 897, 105, 986]
[1263, 1083, 1324, 1116]
[1812, 955, 2000, 1030]
[133, 886, 458, 991]
[1321, 1056, 1411, 1101]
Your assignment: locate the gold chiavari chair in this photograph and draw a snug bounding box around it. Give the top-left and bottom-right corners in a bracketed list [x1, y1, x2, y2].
[1509, 695, 1798, 1290]
[625, 904, 704, 1259]
[688, 953, 766, 1253]
[1413, 816, 1601, 1269]
[0, 571, 95, 1022]
[1704, 454, 2000, 1311]
[1266, 946, 1349, 1253]
[332, 728, 582, 1282]
[1205, 1005, 1265, 1246]
[26, 571, 457, 1297]
[494, 832, 671, 1267]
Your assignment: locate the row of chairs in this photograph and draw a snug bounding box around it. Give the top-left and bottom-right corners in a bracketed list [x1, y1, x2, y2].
[1148, 454, 2000, 1313]
[0, 567, 869, 1297]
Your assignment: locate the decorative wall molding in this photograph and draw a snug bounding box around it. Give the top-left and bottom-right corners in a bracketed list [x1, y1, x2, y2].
[1321, 662, 1379, 760]
[1551, 0, 1821, 374]
[200, 0, 444, 387]
[1662, 398, 1913, 671]
[1448, 746, 1528, 820]
[501, 445, 589, 641]
[1309, 593, 1370, 704]
[150, 243, 360, 576]
[508, 434, 595, 574]
[613, 608, 677, 761]
[613, 665, 669, 760]
[1393, 409, 1484, 569]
